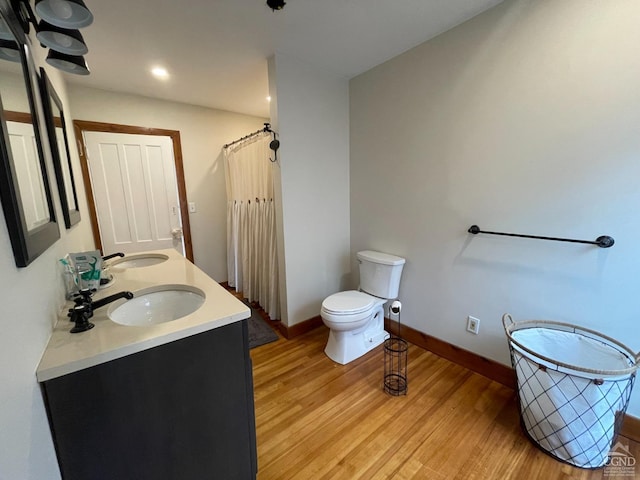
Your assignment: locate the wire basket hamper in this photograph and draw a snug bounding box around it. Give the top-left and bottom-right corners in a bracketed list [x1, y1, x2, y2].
[503, 314, 639, 469]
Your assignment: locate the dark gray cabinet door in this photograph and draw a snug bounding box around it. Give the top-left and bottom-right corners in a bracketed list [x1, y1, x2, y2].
[42, 320, 257, 480]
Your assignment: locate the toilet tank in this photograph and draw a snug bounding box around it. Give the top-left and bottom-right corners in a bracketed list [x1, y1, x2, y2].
[357, 250, 406, 299]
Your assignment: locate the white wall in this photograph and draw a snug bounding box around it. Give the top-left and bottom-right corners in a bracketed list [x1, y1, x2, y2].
[268, 53, 350, 326]
[0, 43, 95, 479]
[350, 0, 640, 415]
[1, 74, 265, 480]
[68, 86, 268, 281]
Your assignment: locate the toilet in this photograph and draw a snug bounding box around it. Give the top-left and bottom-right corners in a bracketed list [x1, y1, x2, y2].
[321, 250, 406, 364]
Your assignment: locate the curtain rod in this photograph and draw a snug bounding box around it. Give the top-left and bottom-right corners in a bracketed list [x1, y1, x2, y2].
[223, 123, 273, 149]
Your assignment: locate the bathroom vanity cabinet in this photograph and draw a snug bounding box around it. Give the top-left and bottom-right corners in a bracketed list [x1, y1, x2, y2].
[40, 320, 257, 480]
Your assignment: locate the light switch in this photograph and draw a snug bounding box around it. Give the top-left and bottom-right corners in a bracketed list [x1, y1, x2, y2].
[188, 202, 197, 213]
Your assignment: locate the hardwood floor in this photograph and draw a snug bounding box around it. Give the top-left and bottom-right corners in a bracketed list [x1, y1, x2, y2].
[250, 327, 640, 480]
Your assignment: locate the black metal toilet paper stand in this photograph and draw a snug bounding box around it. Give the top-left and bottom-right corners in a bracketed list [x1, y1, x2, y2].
[384, 302, 408, 395]
[384, 337, 408, 395]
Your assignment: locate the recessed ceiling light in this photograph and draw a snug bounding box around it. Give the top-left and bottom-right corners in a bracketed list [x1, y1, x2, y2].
[151, 66, 169, 79]
[266, 96, 271, 102]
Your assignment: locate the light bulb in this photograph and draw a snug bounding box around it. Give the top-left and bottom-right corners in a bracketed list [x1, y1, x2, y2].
[151, 67, 169, 79]
[50, 0, 73, 20]
[0, 19, 12, 40]
[53, 32, 73, 48]
[0, 47, 19, 60]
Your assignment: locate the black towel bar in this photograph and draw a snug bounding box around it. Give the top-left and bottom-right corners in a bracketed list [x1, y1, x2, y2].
[467, 225, 614, 248]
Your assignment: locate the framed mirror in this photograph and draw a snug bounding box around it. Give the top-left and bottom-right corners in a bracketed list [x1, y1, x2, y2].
[39, 67, 80, 228]
[0, 0, 59, 267]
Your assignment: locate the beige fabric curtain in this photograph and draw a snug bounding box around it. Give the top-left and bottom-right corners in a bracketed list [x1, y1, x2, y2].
[224, 133, 279, 320]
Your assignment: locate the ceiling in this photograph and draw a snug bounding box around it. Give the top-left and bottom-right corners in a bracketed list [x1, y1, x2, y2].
[69, 0, 504, 118]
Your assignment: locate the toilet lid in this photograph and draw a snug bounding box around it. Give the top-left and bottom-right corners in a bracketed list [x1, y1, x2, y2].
[322, 291, 375, 315]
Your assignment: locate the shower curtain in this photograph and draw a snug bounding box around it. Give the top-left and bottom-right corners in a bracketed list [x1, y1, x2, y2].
[224, 133, 279, 320]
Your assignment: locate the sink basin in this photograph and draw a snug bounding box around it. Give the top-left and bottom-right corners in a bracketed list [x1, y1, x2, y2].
[108, 285, 205, 326]
[109, 253, 169, 269]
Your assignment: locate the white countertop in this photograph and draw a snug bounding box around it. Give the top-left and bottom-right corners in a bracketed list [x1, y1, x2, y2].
[36, 249, 251, 382]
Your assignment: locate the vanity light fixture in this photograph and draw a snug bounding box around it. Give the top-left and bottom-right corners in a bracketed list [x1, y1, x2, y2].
[266, 0, 286, 11]
[34, 0, 93, 29]
[0, 39, 20, 62]
[7, 0, 93, 75]
[0, 17, 13, 40]
[46, 49, 89, 75]
[36, 20, 87, 55]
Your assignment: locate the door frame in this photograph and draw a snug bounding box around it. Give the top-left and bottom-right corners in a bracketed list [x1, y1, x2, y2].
[73, 120, 194, 262]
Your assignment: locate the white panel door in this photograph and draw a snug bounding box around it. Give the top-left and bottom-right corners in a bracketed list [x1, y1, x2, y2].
[55, 127, 76, 211]
[7, 121, 49, 230]
[83, 131, 184, 256]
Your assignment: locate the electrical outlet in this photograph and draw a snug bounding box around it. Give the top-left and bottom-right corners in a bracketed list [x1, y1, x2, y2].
[467, 316, 480, 335]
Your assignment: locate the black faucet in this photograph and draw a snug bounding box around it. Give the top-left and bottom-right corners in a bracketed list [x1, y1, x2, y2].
[100, 253, 125, 286]
[69, 289, 134, 333]
[69, 304, 94, 334]
[92, 291, 134, 310]
[102, 252, 125, 262]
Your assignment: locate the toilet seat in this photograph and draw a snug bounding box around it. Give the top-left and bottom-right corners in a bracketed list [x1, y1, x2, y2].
[321, 290, 375, 316]
[321, 291, 381, 329]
